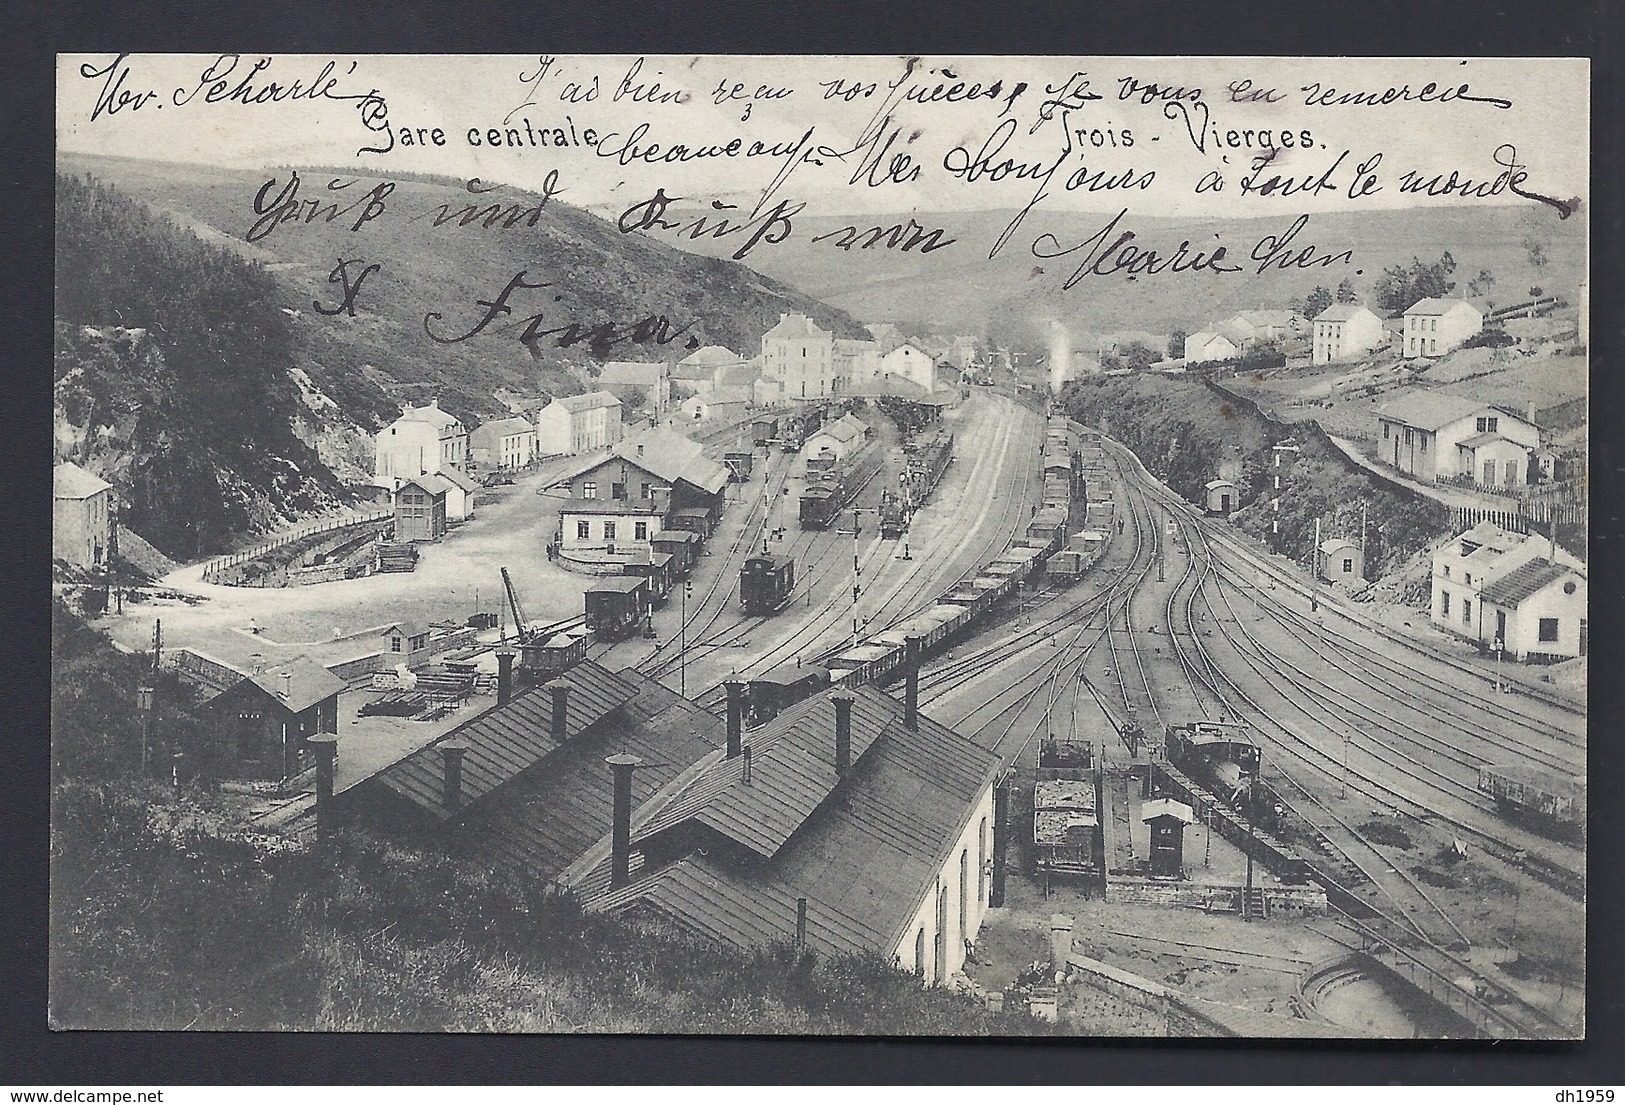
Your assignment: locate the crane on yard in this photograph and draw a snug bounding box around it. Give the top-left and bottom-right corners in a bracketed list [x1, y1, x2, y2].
[501, 567, 532, 644]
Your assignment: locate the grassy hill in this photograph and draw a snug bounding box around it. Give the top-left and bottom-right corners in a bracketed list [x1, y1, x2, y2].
[58, 153, 868, 430]
[655, 203, 1586, 351]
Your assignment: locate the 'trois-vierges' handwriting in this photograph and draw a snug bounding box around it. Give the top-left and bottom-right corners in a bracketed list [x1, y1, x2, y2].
[423, 271, 699, 358]
[1031, 209, 1352, 290]
[81, 54, 392, 157]
[943, 108, 1155, 260]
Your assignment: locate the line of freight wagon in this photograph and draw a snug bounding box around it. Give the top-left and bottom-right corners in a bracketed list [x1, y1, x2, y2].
[743, 413, 1117, 726]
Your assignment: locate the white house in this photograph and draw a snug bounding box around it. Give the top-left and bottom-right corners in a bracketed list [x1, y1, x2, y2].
[470, 416, 536, 471]
[1221, 309, 1305, 344]
[1376, 394, 1539, 484]
[671, 345, 749, 399]
[1312, 304, 1385, 364]
[589, 685, 1003, 987]
[438, 465, 480, 524]
[804, 413, 871, 465]
[761, 313, 836, 403]
[373, 400, 470, 490]
[53, 461, 115, 569]
[877, 343, 938, 395]
[534, 391, 624, 457]
[598, 361, 672, 417]
[678, 387, 753, 425]
[834, 337, 884, 390]
[1430, 522, 1585, 659]
[1456, 434, 1532, 490]
[1403, 298, 1483, 358]
[1184, 329, 1242, 365]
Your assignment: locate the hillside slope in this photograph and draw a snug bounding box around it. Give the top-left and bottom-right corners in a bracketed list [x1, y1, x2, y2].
[656, 203, 1585, 348]
[59, 154, 869, 430]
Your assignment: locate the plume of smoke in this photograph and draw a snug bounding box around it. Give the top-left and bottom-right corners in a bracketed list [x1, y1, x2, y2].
[1047, 319, 1071, 394]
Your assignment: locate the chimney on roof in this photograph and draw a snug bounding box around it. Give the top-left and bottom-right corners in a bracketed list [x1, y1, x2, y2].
[724, 679, 746, 758]
[742, 744, 753, 785]
[496, 648, 516, 708]
[439, 739, 470, 810]
[606, 753, 642, 889]
[278, 671, 292, 700]
[309, 733, 339, 836]
[833, 692, 854, 777]
[547, 679, 571, 742]
[903, 635, 922, 731]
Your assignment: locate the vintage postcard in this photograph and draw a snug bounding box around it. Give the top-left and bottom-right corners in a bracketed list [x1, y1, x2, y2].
[50, 54, 1586, 1038]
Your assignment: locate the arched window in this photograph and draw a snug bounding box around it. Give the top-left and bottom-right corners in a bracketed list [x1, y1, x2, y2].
[914, 928, 925, 975]
[978, 817, 988, 903]
[959, 848, 969, 944]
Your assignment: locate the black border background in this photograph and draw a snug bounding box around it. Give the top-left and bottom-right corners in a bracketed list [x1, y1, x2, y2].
[6, 0, 1622, 1085]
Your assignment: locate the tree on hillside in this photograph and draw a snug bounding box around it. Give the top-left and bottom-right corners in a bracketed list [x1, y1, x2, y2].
[1167, 330, 1188, 360]
[1467, 269, 1497, 298]
[1373, 253, 1458, 314]
[1303, 285, 1333, 319]
[1335, 279, 1356, 304]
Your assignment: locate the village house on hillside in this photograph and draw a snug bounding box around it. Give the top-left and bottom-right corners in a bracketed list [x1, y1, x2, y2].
[598, 361, 672, 418]
[585, 683, 1004, 987]
[1218, 309, 1306, 345]
[1183, 327, 1244, 365]
[470, 416, 536, 472]
[1312, 304, 1386, 364]
[1430, 522, 1586, 661]
[373, 400, 471, 491]
[535, 391, 624, 457]
[671, 346, 757, 400]
[1376, 394, 1539, 486]
[1403, 298, 1484, 358]
[761, 313, 837, 403]
[53, 461, 114, 569]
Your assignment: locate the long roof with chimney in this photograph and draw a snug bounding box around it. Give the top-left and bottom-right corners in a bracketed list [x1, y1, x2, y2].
[361, 661, 642, 820]
[460, 669, 725, 881]
[586, 684, 1003, 959]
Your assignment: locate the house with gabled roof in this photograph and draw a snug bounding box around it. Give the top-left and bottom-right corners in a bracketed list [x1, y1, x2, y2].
[470, 416, 536, 471]
[1376, 393, 1538, 483]
[1403, 298, 1483, 358]
[1184, 328, 1243, 365]
[578, 680, 1004, 986]
[535, 390, 624, 456]
[393, 474, 451, 542]
[198, 655, 346, 782]
[1312, 304, 1385, 364]
[373, 400, 470, 490]
[53, 461, 115, 569]
[1430, 521, 1585, 660]
[762, 314, 836, 403]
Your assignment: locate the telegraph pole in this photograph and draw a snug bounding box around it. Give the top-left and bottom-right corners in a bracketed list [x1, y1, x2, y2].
[680, 580, 692, 697]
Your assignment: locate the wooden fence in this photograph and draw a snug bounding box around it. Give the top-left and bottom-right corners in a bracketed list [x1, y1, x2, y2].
[200, 509, 393, 583]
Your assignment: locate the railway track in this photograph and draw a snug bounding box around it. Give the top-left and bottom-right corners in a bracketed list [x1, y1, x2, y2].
[1119, 448, 1577, 1037]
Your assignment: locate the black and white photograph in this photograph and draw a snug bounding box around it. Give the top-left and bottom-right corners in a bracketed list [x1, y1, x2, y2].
[48, 52, 1589, 1040]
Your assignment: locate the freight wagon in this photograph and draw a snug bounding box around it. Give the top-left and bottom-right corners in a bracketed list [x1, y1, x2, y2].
[746, 664, 830, 726]
[1477, 763, 1587, 836]
[751, 416, 780, 447]
[739, 553, 796, 615]
[584, 575, 651, 640]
